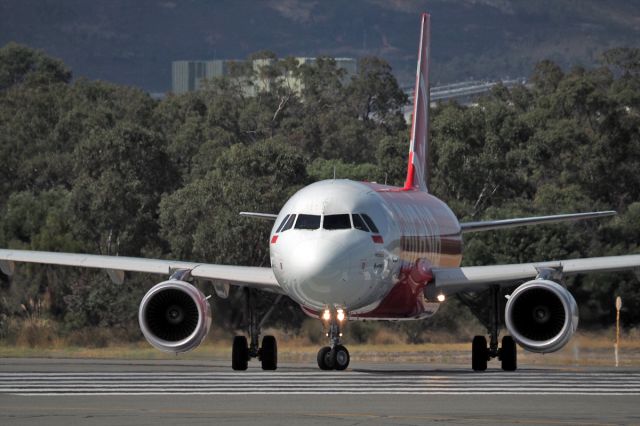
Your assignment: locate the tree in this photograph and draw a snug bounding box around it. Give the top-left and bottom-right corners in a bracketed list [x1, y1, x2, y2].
[530, 59, 564, 94]
[347, 56, 407, 130]
[70, 123, 177, 255]
[159, 137, 308, 265]
[602, 47, 640, 77]
[0, 42, 71, 91]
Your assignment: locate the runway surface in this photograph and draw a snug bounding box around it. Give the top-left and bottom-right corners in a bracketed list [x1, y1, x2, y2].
[1, 358, 639, 425]
[2, 369, 640, 396]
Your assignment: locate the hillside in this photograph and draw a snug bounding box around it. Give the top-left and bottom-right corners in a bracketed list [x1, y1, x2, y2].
[1, 0, 639, 92]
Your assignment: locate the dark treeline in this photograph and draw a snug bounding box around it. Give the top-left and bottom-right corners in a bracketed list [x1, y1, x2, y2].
[0, 43, 638, 346]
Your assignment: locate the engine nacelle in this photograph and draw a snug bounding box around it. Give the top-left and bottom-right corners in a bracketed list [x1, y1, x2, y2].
[138, 280, 212, 354]
[504, 279, 578, 353]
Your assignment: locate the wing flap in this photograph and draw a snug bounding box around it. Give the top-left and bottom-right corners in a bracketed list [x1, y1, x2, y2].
[432, 254, 640, 293]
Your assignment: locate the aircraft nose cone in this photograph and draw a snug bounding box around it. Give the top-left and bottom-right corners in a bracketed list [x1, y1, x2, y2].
[288, 237, 350, 297]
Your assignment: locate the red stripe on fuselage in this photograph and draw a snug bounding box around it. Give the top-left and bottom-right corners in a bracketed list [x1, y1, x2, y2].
[349, 258, 436, 319]
[352, 181, 462, 319]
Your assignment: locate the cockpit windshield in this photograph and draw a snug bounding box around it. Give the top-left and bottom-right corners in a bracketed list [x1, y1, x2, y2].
[295, 214, 321, 230]
[275, 213, 379, 233]
[360, 214, 379, 233]
[276, 214, 290, 233]
[352, 214, 369, 232]
[280, 214, 296, 232]
[323, 214, 351, 230]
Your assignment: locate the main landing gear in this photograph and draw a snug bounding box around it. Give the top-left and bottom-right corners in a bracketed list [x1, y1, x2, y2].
[317, 308, 350, 371]
[461, 285, 517, 371]
[232, 288, 281, 371]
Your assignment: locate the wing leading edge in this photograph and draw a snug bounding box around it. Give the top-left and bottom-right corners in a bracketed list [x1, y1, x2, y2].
[460, 211, 616, 233]
[0, 249, 283, 293]
[239, 212, 278, 220]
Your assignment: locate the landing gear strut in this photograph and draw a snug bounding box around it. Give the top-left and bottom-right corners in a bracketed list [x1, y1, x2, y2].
[460, 285, 517, 371]
[232, 288, 281, 371]
[317, 308, 350, 371]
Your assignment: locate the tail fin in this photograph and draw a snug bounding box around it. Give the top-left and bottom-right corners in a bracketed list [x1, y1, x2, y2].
[403, 13, 431, 192]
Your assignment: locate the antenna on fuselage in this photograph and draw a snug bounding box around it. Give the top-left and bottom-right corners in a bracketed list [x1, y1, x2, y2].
[333, 165, 336, 180]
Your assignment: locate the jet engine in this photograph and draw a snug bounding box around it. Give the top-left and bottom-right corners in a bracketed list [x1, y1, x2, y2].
[504, 279, 578, 353]
[138, 280, 212, 354]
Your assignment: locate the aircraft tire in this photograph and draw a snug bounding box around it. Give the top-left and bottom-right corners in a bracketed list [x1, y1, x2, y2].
[333, 345, 350, 371]
[260, 335, 278, 371]
[232, 335, 249, 371]
[500, 335, 517, 371]
[472, 335, 488, 371]
[317, 346, 334, 370]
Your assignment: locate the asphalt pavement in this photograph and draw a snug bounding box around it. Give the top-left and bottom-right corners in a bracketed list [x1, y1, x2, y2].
[1, 358, 638, 425]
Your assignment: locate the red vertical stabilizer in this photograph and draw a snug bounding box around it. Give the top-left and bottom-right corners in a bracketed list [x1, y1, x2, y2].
[403, 13, 431, 192]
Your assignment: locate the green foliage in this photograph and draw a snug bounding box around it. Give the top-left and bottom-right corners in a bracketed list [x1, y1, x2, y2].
[0, 42, 71, 91]
[0, 43, 639, 344]
[2, 189, 80, 252]
[63, 273, 148, 332]
[434, 55, 640, 326]
[70, 123, 177, 255]
[159, 137, 307, 265]
[307, 158, 379, 183]
[348, 56, 408, 128]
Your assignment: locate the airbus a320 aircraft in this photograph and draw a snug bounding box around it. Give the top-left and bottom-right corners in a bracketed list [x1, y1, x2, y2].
[1, 13, 639, 372]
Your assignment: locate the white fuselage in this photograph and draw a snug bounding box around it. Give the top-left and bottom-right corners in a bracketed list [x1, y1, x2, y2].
[269, 179, 462, 318]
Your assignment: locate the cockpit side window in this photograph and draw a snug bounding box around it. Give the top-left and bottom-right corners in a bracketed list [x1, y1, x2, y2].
[275, 214, 290, 233]
[360, 214, 379, 233]
[352, 214, 370, 232]
[323, 214, 351, 230]
[281, 214, 296, 232]
[295, 214, 321, 230]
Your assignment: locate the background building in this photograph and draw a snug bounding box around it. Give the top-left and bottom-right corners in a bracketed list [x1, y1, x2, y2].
[171, 60, 230, 94]
[171, 57, 357, 95]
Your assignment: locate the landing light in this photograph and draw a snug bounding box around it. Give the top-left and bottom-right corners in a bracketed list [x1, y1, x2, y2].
[322, 309, 331, 321]
[337, 309, 346, 322]
[437, 294, 446, 302]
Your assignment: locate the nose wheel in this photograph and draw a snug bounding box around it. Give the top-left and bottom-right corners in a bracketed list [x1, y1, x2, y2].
[317, 308, 350, 371]
[317, 344, 350, 370]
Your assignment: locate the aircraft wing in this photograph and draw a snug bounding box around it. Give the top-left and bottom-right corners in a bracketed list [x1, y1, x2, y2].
[460, 211, 616, 233]
[239, 212, 278, 220]
[431, 254, 640, 294]
[0, 249, 283, 293]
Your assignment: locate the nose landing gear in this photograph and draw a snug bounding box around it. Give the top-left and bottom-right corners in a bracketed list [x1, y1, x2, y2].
[317, 308, 350, 371]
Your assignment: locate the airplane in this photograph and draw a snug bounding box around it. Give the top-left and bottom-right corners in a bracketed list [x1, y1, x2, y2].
[1, 13, 639, 372]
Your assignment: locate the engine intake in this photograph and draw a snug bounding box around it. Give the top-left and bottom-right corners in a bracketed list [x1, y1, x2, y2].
[139, 280, 212, 354]
[505, 279, 578, 353]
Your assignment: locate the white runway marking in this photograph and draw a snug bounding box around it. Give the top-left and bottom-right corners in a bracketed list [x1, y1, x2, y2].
[1, 371, 639, 396]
